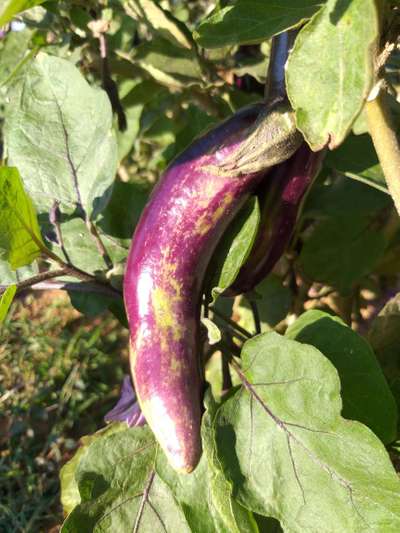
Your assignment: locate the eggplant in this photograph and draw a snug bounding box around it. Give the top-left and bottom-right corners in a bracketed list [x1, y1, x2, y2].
[226, 144, 324, 296]
[123, 99, 302, 472]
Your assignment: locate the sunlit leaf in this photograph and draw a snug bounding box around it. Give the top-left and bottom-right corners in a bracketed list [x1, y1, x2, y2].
[207, 332, 400, 531]
[287, 0, 379, 149]
[0, 166, 44, 269]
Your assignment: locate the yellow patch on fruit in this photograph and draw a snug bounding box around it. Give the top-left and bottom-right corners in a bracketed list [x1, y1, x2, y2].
[152, 286, 184, 342]
[194, 192, 234, 236]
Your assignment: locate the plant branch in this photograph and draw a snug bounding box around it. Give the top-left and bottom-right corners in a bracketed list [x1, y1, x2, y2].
[0, 269, 68, 296]
[366, 89, 400, 216]
[49, 201, 71, 263]
[210, 306, 252, 339]
[85, 218, 114, 270]
[0, 272, 121, 298]
[248, 297, 261, 335]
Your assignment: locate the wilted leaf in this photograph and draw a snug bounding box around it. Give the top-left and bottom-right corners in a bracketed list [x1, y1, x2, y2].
[207, 332, 400, 532]
[0, 167, 44, 269]
[5, 52, 118, 218]
[194, 0, 322, 48]
[286, 0, 379, 149]
[286, 310, 398, 443]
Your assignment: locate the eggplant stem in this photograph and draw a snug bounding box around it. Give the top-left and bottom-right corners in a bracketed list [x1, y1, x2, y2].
[366, 89, 400, 216]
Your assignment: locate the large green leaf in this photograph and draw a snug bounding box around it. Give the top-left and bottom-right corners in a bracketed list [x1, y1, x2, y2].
[325, 133, 388, 193]
[61, 427, 182, 533]
[60, 424, 128, 516]
[0, 0, 49, 26]
[303, 174, 391, 220]
[202, 393, 261, 533]
[286, 310, 398, 443]
[61, 423, 257, 532]
[194, 1, 323, 49]
[208, 196, 260, 303]
[5, 52, 118, 219]
[55, 218, 127, 274]
[286, 0, 379, 149]
[0, 167, 44, 269]
[299, 213, 387, 293]
[207, 332, 400, 532]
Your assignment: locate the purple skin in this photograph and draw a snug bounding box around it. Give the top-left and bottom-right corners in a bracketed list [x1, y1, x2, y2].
[104, 375, 146, 428]
[226, 144, 324, 296]
[123, 104, 278, 473]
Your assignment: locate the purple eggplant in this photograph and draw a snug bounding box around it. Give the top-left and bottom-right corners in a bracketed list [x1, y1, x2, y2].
[226, 144, 324, 296]
[123, 100, 302, 472]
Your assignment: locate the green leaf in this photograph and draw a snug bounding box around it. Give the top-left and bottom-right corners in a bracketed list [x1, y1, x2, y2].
[286, 310, 398, 443]
[97, 181, 149, 245]
[286, 0, 379, 149]
[201, 317, 222, 345]
[57, 218, 127, 275]
[132, 38, 202, 89]
[0, 27, 34, 89]
[369, 292, 400, 386]
[68, 292, 116, 319]
[155, 451, 219, 533]
[202, 392, 260, 533]
[125, 0, 193, 50]
[194, 0, 322, 48]
[61, 419, 258, 532]
[303, 174, 391, 220]
[0, 166, 44, 269]
[299, 214, 387, 293]
[325, 133, 388, 193]
[61, 426, 185, 532]
[235, 276, 292, 335]
[208, 332, 400, 532]
[0, 0, 49, 26]
[0, 284, 17, 322]
[62, 426, 199, 532]
[60, 423, 131, 516]
[0, 259, 38, 284]
[5, 52, 118, 219]
[208, 196, 260, 303]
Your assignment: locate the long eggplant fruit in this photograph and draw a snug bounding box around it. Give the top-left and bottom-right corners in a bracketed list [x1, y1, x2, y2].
[124, 99, 302, 472]
[226, 144, 324, 296]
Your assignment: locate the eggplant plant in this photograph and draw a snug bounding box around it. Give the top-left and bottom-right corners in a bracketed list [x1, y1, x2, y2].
[1, 1, 400, 532]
